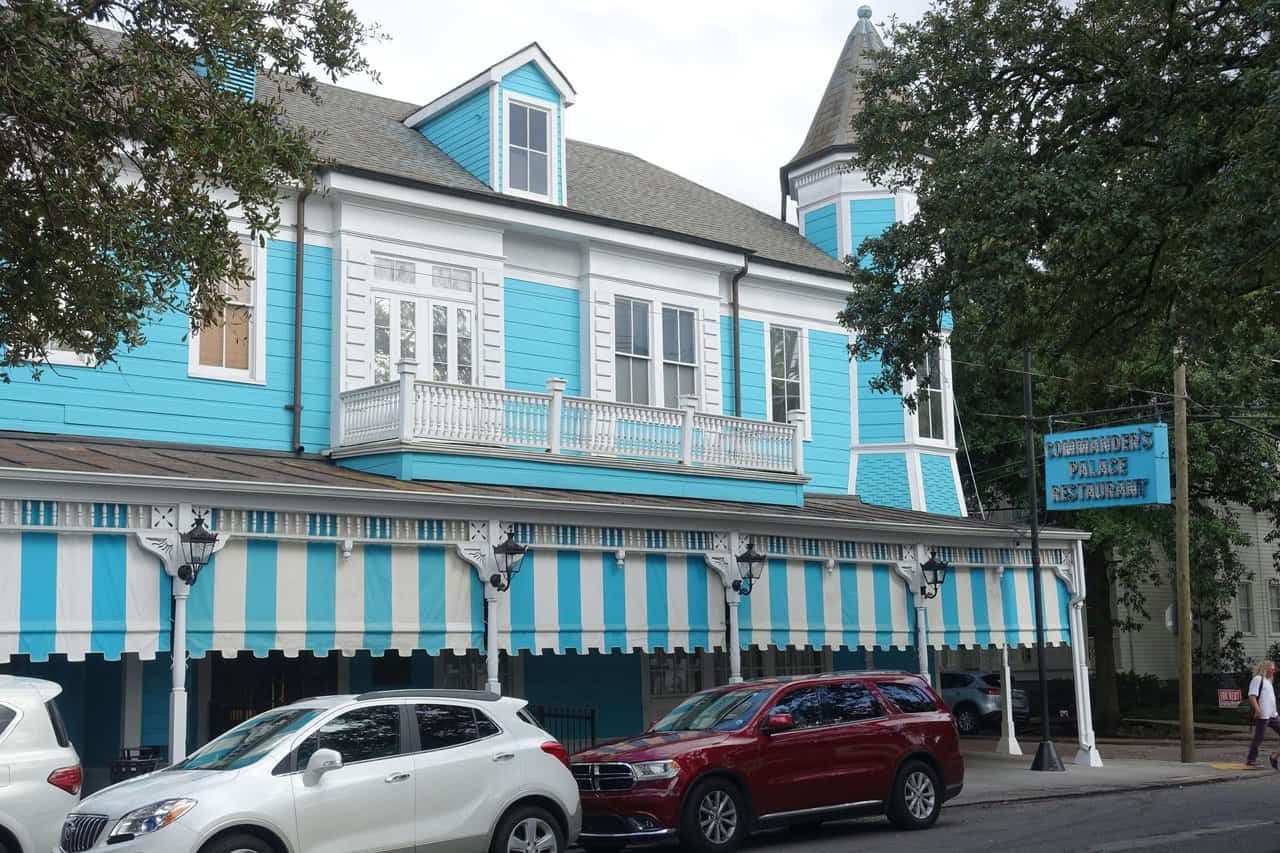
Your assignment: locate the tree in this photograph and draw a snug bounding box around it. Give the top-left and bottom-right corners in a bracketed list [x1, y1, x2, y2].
[0, 0, 378, 379]
[840, 0, 1280, 732]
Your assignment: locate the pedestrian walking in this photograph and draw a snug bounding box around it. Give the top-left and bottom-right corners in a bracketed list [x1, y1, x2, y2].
[1245, 660, 1280, 767]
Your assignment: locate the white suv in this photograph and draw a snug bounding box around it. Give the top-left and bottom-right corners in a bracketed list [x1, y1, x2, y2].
[58, 689, 580, 853]
[0, 675, 82, 853]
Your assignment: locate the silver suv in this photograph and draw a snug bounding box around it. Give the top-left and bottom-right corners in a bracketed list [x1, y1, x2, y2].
[939, 671, 1028, 735]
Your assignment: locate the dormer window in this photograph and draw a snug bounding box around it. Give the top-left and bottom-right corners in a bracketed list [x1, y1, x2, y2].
[508, 101, 550, 197]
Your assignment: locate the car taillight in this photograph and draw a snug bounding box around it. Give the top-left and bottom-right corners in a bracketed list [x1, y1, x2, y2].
[979, 687, 1000, 696]
[48, 765, 82, 796]
[541, 741, 571, 769]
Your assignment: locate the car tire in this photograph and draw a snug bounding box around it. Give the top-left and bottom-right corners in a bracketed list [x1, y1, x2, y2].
[952, 703, 981, 735]
[680, 777, 749, 853]
[887, 760, 943, 830]
[199, 833, 274, 853]
[490, 805, 565, 853]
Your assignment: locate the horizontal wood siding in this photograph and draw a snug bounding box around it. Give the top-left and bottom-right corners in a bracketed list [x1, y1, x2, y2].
[803, 203, 838, 258]
[421, 88, 491, 184]
[504, 278, 581, 395]
[806, 330, 851, 492]
[0, 240, 331, 451]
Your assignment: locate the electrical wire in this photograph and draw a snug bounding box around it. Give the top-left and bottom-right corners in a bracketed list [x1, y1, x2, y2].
[953, 397, 986, 520]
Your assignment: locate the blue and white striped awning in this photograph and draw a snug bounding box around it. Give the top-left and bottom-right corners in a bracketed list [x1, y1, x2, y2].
[1, 532, 1073, 662]
[495, 551, 726, 653]
[0, 532, 170, 662]
[736, 559, 1073, 651]
[186, 539, 484, 658]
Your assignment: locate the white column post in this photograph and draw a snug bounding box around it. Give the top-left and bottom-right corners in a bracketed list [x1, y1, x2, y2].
[727, 591, 743, 684]
[546, 377, 567, 455]
[485, 585, 501, 695]
[398, 358, 418, 443]
[787, 409, 806, 475]
[995, 645, 1023, 755]
[1071, 598, 1103, 766]
[680, 395, 698, 465]
[915, 601, 929, 680]
[169, 580, 189, 763]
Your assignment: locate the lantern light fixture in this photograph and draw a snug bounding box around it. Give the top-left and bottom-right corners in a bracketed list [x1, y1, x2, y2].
[732, 542, 768, 595]
[490, 530, 528, 591]
[176, 516, 219, 585]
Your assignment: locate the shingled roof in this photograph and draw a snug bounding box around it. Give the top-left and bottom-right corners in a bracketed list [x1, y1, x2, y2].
[785, 5, 885, 171]
[270, 76, 846, 275]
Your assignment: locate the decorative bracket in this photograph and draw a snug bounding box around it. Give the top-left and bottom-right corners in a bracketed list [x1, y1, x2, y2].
[1055, 546, 1081, 603]
[135, 503, 229, 580]
[894, 543, 927, 597]
[704, 531, 741, 602]
[455, 519, 502, 587]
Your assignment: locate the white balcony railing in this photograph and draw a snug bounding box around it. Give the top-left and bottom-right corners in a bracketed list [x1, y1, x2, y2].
[337, 360, 806, 476]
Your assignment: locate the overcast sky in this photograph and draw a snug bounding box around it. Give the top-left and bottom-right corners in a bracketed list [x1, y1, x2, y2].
[336, 1, 933, 218]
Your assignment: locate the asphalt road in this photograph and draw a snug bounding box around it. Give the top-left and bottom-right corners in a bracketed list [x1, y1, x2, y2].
[636, 776, 1280, 853]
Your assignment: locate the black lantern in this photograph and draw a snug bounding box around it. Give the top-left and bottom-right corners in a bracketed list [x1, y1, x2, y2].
[732, 542, 767, 595]
[489, 531, 528, 591]
[176, 516, 219, 585]
[920, 550, 950, 599]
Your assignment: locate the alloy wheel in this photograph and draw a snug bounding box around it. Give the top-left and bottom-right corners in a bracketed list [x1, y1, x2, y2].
[956, 708, 978, 734]
[699, 788, 739, 844]
[507, 816, 558, 853]
[904, 770, 936, 821]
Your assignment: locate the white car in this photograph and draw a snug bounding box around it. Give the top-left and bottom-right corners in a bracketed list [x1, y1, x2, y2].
[58, 689, 580, 853]
[0, 675, 82, 853]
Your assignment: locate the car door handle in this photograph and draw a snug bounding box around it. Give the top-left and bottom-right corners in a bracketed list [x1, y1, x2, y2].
[492, 752, 515, 762]
[384, 772, 411, 783]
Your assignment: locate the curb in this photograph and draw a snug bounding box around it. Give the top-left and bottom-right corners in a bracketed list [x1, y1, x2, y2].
[950, 771, 1254, 809]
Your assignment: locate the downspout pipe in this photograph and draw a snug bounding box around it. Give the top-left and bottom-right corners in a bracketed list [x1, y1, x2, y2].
[730, 252, 754, 418]
[289, 184, 311, 454]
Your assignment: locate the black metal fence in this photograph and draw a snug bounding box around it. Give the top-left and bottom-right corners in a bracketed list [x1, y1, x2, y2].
[528, 703, 597, 754]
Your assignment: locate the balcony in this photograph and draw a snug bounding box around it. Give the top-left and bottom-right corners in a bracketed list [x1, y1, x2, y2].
[334, 361, 805, 478]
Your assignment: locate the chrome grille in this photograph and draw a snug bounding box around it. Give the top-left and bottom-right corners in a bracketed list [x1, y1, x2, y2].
[60, 813, 108, 852]
[571, 762, 636, 792]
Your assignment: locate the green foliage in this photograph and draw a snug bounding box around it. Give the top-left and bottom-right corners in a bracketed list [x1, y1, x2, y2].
[0, 0, 379, 379]
[840, 0, 1280, 671]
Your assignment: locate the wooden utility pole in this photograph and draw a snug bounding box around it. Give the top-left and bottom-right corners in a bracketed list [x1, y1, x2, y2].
[1174, 349, 1194, 763]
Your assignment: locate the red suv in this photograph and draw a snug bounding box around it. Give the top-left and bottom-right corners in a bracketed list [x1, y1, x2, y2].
[571, 671, 963, 853]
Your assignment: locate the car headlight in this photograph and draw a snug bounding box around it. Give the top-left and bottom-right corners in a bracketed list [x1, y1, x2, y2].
[109, 798, 197, 840]
[631, 759, 681, 780]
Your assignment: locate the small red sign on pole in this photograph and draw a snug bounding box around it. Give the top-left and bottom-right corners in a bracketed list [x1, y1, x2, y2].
[1219, 688, 1243, 708]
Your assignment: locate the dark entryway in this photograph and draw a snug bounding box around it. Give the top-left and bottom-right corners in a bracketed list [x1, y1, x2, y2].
[206, 651, 338, 738]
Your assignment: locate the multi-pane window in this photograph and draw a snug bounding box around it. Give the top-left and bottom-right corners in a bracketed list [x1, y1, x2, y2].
[374, 256, 415, 284]
[615, 296, 650, 405]
[432, 265, 473, 293]
[197, 237, 255, 373]
[648, 650, 703, 698]
[769, 326, 802, 423]
[662, 307, 697, 408]
[373, 295, 473, 386]
[509, 102, 550, 196]
[1269, 583, 1280, 634]
[917, 348, 946, 440]
[1239, 583, 1255, 634]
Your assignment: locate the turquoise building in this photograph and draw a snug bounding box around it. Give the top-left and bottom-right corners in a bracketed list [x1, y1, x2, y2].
[0, 7, 1100, 789]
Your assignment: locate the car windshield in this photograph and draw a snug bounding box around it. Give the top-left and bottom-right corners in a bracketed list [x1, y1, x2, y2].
[172, 708, 321, 771]
[650, 688, 772, 733]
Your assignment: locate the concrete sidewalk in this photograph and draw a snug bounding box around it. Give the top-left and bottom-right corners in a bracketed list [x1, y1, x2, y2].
[955, 747, 1262, 807]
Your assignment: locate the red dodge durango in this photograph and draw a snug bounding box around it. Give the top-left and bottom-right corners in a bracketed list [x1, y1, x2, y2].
[571, 671, 963, 852]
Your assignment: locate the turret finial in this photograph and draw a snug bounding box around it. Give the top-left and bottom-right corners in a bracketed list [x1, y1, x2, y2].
[857, 5, 872, 18]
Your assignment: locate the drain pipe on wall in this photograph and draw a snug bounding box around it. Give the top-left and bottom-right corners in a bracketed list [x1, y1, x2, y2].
[730, 252, 754, 418]
[288, 184, 311, 454]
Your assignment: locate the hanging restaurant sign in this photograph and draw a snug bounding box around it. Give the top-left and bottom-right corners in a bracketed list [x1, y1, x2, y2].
[1044, 423, 1172, 510]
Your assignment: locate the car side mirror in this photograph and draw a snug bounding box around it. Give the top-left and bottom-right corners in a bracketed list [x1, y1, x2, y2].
[303, 748, 342, 785]
[764, 712, 795, 734]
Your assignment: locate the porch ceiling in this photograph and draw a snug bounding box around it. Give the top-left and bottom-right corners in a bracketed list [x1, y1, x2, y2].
[0, 431, 1087, 541]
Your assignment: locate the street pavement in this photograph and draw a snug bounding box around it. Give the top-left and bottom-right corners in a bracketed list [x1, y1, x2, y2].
[735, 774, 1280, 852]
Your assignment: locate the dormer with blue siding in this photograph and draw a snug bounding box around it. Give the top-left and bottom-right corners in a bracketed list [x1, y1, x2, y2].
[403, 44, 576, 205]
[780, 5, 966, 517]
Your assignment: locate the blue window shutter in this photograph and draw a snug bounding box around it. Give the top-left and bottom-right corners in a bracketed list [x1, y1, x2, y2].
[194, 51, 256, 100]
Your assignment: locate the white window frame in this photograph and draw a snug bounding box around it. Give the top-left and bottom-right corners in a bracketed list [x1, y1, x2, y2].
[502, 92, 556, 202]
[661, 305, 699, 409]
[762, 321, 811, 439]
[907, 340, 953, 447]
[614, 294, 652, 406]
[1239, 582, 1256, 636]
[915, 347, 947, 444]
[370, 292, 476, 387]
[188, 235, 267, 384]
